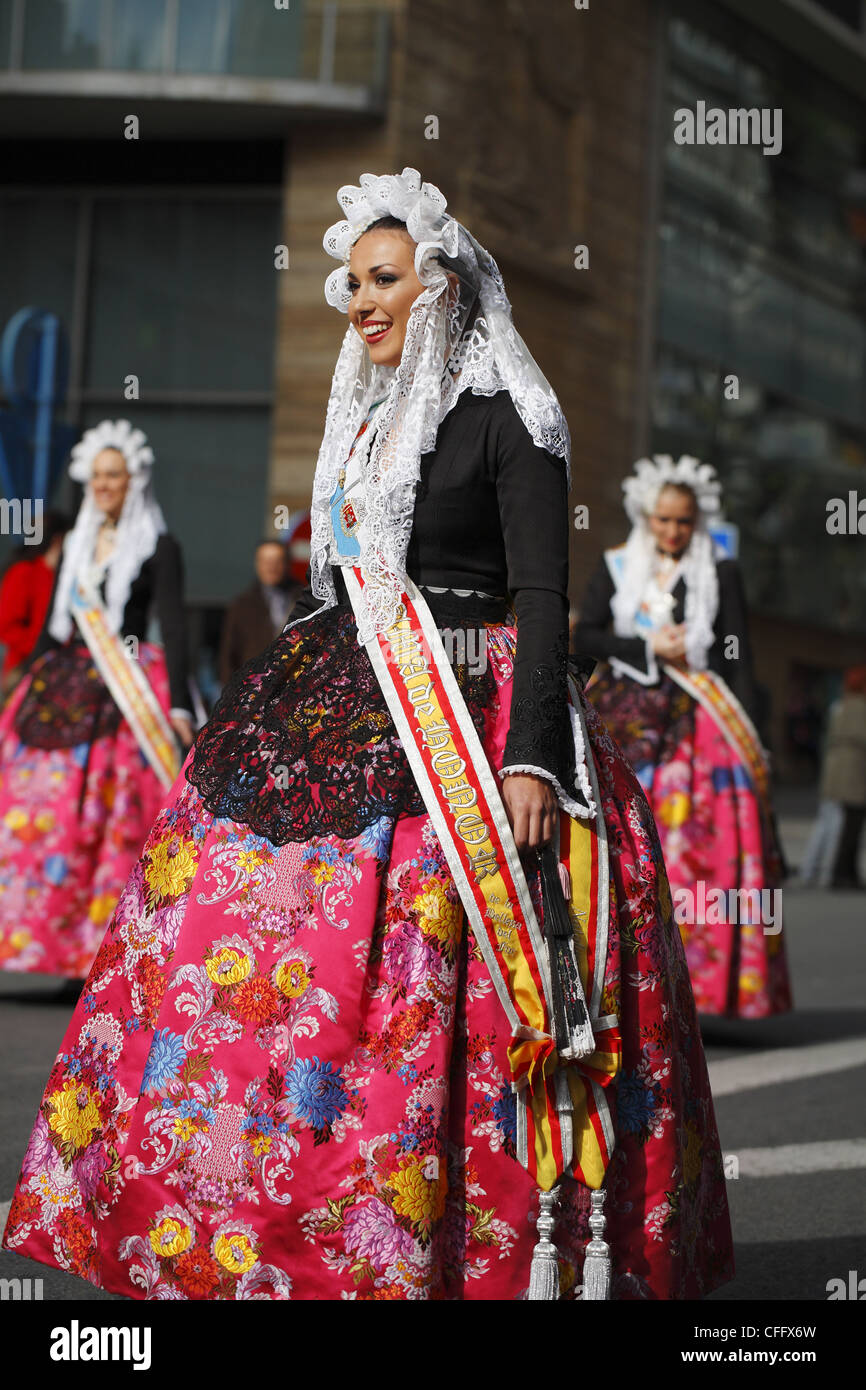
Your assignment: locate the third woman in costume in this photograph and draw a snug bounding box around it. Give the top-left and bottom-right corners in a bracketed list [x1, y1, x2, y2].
[0, 422, 192, 978]
[573, 456, 791, 1018]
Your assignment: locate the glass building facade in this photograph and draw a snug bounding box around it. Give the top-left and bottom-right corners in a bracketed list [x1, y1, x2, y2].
[0, 165, 282, 607]
[651, 3, 866, 640]
[0, 0, 385, 86]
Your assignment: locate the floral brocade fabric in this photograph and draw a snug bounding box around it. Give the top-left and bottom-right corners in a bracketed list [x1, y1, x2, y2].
[186, 604, 494, 846]
[3, 615, 733, 1300]
[0, 644, 174, 978]
[588, 666, 791, 1019]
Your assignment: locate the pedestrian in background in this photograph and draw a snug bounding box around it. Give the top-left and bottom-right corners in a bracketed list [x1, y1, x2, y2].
[822, 665, 866, 890]
[218, 538, 300, 685]
[0, 509, 70, 697]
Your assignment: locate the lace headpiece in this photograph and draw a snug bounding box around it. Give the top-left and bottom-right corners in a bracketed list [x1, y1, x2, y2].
[307, 166, 570, 643]
[611, 454, 723, 672]
[622, 453, 721, 526]
[48, 418, 167, 643]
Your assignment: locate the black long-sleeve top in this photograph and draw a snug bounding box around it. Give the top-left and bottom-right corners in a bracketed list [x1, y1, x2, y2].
[33, 532, 191, 712]
[291, 389, 575, 792]
[572, 551, 760, 726]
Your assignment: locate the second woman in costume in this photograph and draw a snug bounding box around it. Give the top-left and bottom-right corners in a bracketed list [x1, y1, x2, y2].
[573, 456, 792, 1018]
[0, 422, 192, 978]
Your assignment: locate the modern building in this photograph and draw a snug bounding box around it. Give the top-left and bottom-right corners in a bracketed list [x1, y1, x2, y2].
[1, 0, 864, 771]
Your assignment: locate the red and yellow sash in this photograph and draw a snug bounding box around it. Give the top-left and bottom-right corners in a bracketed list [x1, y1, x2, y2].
[664, 664, 769, 799]
[70, 577, 180, 789]
[344, 568, 620, 1191]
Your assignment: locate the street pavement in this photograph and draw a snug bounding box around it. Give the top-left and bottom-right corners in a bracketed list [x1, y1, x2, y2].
[0, 788, 863, 1302]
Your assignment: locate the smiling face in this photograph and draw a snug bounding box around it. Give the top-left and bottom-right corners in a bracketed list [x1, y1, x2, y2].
[90, 448, 130, 521]
[648, 484, 698, 558]
[346, 227, 427, 368]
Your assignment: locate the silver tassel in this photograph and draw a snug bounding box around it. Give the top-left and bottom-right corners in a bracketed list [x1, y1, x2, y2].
[582, 1189, 611, 1300]
[528, 1188, 560, 1301]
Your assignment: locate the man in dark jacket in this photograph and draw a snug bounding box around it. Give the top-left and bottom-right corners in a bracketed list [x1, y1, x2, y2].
[219, 540, 300, 684]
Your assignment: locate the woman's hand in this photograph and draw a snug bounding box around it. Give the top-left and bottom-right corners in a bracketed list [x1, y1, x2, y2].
[650, 624, 687, 663]
[501, 772, 558, 853]
[170, 713, 195, 749]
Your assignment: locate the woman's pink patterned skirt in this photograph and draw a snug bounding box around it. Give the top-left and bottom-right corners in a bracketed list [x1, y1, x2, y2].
[3, 619, 733, 1298]
[588, 667, 792, 1018]
[0, 643, 173, 979]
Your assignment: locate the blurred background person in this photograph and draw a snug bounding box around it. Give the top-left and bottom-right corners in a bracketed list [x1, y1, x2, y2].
[0, 510, 71, 698]
[0, 420, 193, 980]
[572, 454, 792, 1019]
[218, 538, 300, 685]
[821, 665, 866, 890]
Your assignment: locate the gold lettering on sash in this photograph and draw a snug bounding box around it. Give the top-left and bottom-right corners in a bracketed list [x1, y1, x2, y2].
[419, 720, 451, 750]
[407, 678, 434, 703]
[431, 748, 465, 779]
[387, 607, 522, 960]
[470, 845, 499, 880]
[399, 654, 428, 675]
[454, 811, 488, 845]
[440, 779, 477, 809]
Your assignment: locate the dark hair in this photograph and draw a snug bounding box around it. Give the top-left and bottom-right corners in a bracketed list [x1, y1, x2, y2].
[363, 215, 413, 237]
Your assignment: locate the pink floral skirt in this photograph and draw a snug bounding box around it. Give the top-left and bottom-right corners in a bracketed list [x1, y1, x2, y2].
[0, 643, 173, 979]
[3, 621, 732, 1299]
[588, 668, 792, 1018]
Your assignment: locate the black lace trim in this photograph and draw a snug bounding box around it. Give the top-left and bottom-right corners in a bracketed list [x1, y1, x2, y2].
[14, 646, 122, 749]
[503, 628, 576, 789]
[186, 604, 496, 846]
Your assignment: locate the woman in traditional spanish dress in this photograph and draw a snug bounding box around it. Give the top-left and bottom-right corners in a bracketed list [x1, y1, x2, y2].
[573, 457, 791, 1018]
[3, 172, 732, 1300]
[0, 422, 192, 978]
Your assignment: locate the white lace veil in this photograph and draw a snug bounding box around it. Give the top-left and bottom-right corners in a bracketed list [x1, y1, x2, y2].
[610, 454, 722, 671]
[48, 418, 167, 643]
[308, 167, 570, 644]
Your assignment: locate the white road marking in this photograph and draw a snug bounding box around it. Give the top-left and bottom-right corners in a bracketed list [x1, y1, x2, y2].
[729, 1138, 866, 1177]
[709, 1036, 866, 1097]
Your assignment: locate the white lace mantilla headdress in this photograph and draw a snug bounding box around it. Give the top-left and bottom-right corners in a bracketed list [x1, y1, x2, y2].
[48, 419, 167, 643]
[611, 454, 723, 671]
[308, 166, 570, 643]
